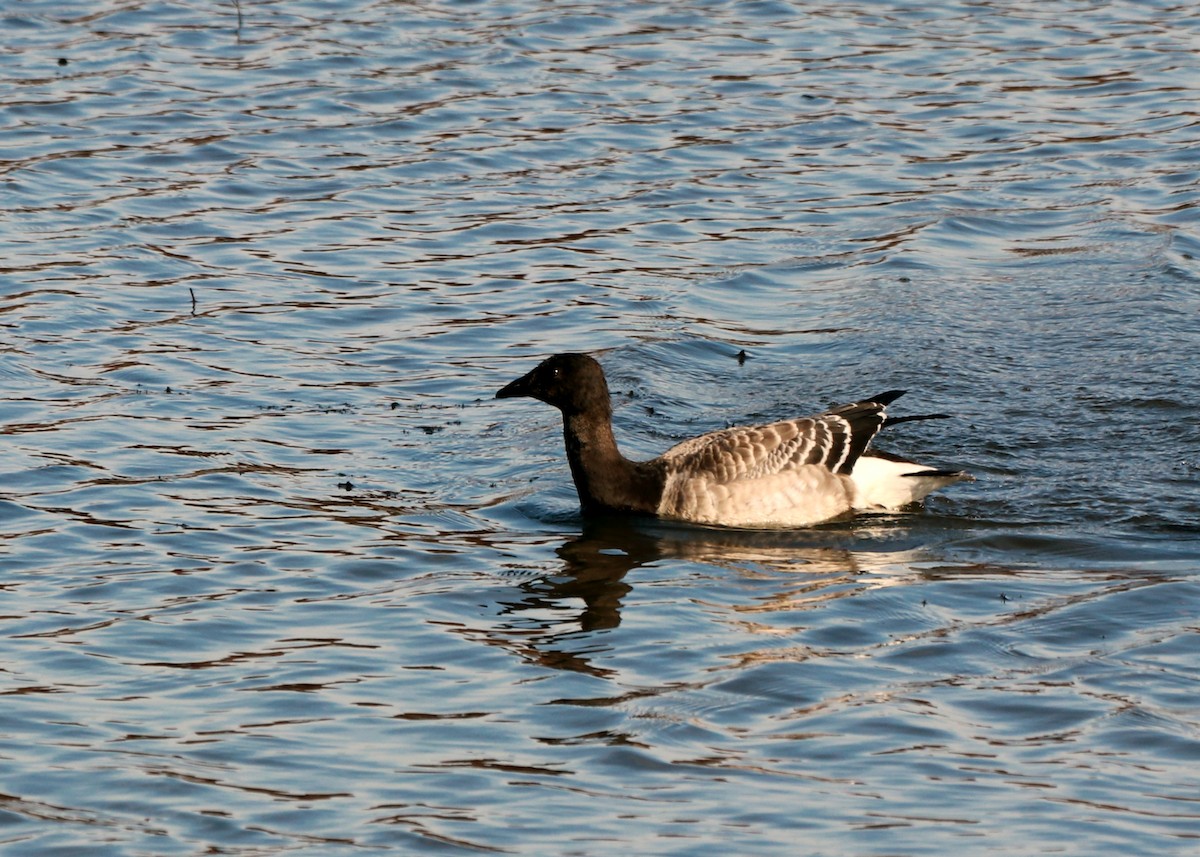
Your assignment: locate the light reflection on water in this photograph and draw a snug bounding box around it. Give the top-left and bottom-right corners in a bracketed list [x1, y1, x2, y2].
[3, 0, 1200, 854]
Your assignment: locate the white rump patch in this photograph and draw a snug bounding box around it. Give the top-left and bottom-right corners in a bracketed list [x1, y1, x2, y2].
[850, 454, 970, 511]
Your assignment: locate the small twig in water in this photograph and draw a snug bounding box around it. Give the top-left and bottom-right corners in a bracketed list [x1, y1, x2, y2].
[189, 287, 197, 315]
[232, 0, 244, 34]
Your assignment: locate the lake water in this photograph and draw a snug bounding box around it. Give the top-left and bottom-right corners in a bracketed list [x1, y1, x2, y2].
[2, 0, 1199, 854]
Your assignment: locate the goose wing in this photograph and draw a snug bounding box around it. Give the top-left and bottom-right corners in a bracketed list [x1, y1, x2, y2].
[657, 391, 903, 483]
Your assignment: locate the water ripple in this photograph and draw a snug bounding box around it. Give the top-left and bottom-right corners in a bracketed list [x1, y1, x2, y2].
[3, 0, 1200, 854]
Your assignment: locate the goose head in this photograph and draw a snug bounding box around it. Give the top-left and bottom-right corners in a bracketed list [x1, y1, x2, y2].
[496, 353, 612, 417]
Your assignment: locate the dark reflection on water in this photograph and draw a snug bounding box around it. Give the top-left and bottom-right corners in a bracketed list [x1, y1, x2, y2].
[3, 0, 1200, 853]
[495, 518, 910, 646]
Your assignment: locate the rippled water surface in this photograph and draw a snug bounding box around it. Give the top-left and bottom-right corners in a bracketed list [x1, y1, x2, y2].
[3, 0, 1200, 853]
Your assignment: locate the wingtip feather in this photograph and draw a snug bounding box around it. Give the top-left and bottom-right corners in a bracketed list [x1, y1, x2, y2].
[883, 412, 952, 428]
[872, 389, 907, 406]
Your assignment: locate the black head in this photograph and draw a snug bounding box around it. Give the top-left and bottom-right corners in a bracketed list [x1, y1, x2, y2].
[495, 353, 611, 416]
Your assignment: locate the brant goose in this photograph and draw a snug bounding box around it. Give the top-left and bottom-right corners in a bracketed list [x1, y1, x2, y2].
[496, 353, 971, 528]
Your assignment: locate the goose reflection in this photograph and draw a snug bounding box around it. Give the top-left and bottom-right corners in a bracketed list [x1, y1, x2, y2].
[485, 515, 936, 675]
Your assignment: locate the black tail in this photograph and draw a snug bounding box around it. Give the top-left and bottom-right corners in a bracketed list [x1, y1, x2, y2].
[902, 468, 971, 480]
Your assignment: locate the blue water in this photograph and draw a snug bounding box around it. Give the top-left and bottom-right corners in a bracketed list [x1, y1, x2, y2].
[2, 0, 1199, 854]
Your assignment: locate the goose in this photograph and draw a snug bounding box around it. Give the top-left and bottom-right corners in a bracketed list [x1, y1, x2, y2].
[496, 353, 971, 528]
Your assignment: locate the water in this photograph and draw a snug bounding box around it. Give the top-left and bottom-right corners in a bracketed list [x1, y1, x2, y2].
[2, 0, 1199, 853]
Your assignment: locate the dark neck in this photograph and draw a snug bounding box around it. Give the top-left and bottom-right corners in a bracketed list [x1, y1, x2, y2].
[562, 410, 663, 516]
